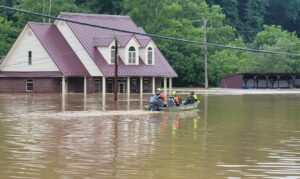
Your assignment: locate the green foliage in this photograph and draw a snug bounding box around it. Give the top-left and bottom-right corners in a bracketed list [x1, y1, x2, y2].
[0, 0, 299, 87]
[0, 16, 18, 56]
[242, 25, 300, 73]
[124, 0, 236, 87]
[75, 0, 122, 14]
[14, 0, 81, 26]
[209, 38, 251, 85]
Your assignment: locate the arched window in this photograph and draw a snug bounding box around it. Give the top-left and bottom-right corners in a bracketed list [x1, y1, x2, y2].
[26, 79, 33, 92]
[128, 46, 136, 64]
[111, 46, 115, 64]
[148, 47, 153, 65]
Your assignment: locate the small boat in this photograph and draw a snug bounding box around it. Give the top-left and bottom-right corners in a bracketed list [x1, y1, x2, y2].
[144, 101, 200, 112]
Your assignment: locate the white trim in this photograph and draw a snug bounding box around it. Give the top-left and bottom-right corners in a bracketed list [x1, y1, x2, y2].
[56, 20, 103, 76]
[124, 37, 140, 65]
[102, 76, 106, 95]
[84, 76, 87, 95]
[139, 40, 156, 65]
[140, 77, 143, 94]
[127, 77, 130, 94]
[164, 77, 167, 95]
[152, 77, 155, 94]
[1, 25, 60, 72]
[26, 80, 34, 92]
[169, 78, 172, 95]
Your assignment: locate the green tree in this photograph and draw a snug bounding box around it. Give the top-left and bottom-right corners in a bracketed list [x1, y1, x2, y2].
[14, 0, 81, 26]
[209, 38, 251, 85]
[242, 25, 300, 73]
[75, 0, 122, 14]
[265, 0, 300, 37]
[124, 0, 236, 87]
[0, 17, 18, 56]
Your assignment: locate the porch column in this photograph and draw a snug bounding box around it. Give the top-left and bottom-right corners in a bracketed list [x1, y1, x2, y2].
[62, 76, 66, 95]
[169, 77, 172, 95]
[127, 77, 130, 94]
[102, 76, 106, 96]
[140, 77, 143, 94]
[164, 77, 167, 95]
[152, 77, 155, 94]
[276, 75, 281, 89]
[83, 76, 87, 95]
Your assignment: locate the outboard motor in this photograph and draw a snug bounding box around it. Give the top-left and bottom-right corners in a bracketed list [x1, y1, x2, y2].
[149, 95, 163, 111]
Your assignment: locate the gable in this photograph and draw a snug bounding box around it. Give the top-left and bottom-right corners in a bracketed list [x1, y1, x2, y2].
[55, 20, 103, 76]
[0, 25, 60, 72]
[58, 13, 177, 77]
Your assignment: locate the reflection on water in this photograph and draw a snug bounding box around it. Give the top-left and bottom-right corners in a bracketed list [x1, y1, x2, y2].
[0, 93, 300, 178]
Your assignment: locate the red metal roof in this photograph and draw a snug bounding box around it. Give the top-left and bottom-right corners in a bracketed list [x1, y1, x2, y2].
[0, 71, 62, 78]
[28, 22, 89, 77]
[59, 13, 177, 77]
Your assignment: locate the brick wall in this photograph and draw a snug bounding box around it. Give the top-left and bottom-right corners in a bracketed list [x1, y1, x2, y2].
[0, 78, 61, 93]
[220, 74, 244, 89]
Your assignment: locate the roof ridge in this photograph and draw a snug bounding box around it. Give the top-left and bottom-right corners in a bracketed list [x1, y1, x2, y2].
[27, 22, 53, 25]
[60, 12, 130, 18]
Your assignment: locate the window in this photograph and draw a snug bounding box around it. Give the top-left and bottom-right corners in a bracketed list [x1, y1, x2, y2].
[28, 51, 32, 65]
[26, 79, 33, 92]
[111, 46, 115, 64]
[128, 46, 136, 64]
[148, 47, 153, 65]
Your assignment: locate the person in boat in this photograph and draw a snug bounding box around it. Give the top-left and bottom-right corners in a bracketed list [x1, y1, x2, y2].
[149, 88, 166, 110]
[184, 92, 198, 105]
[168, 91, 180, 106]
[157, 88, 168, 107]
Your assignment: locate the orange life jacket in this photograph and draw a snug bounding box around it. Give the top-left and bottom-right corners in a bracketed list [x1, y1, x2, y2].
[159, 93, 166, 100]
[174, 96, 179, 105]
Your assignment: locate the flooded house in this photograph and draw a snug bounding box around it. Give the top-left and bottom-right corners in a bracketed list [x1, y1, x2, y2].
[0, 13, 177, 94]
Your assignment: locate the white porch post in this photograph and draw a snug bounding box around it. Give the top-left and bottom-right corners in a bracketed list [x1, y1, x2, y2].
[164, 77, 167, 95]
[127, 77, 130, 94]
[62, 76, 66, 95]
[140, 77, 143, 94]
[83, 76, 87, 95]
[152, 77, 156, 94]
[102, 76, 106, 96]
[62, 76, 66, 111]
[169, 77, 172, 95]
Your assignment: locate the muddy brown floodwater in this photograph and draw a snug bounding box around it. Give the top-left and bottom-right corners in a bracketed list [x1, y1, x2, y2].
[0, 93, 300, 178]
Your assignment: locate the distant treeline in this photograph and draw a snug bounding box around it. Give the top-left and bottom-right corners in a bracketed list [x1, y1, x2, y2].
[0, 0, 299, 87]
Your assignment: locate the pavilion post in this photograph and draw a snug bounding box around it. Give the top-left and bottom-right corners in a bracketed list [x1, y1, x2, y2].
[152, 77, 155, 94]
[169, 77, 172, 95]
[114, 39, 118, 101]
[140, 77, 143, 94]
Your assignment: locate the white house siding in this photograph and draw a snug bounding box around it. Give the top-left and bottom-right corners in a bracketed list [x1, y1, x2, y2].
[97, 47, 110, 64]
[140, 41, 156, 65]
[125, 37, 140, 65]
[119, 48, 126, 63]
[1, 26, 59, 72]
[55, 20, 103, 76]
[97, 41, 118, 65]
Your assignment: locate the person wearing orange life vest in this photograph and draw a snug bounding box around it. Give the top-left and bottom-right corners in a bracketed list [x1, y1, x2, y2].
[171, 91, 180, 106]
[156, 88, 167, 107]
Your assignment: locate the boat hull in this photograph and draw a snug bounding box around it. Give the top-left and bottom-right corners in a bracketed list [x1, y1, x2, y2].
[144, 101, 200, 112]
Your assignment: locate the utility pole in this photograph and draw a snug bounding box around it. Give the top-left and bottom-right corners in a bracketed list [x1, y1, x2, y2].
[42, 0, 46, 23]
[114, 39, 118, 101]
[48, 0, 52, 23]
[203, 17, 209, 89]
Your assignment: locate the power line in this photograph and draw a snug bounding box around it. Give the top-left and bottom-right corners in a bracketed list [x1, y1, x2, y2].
[0, 48, 86, 68]
[0, 5, 300, 57]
